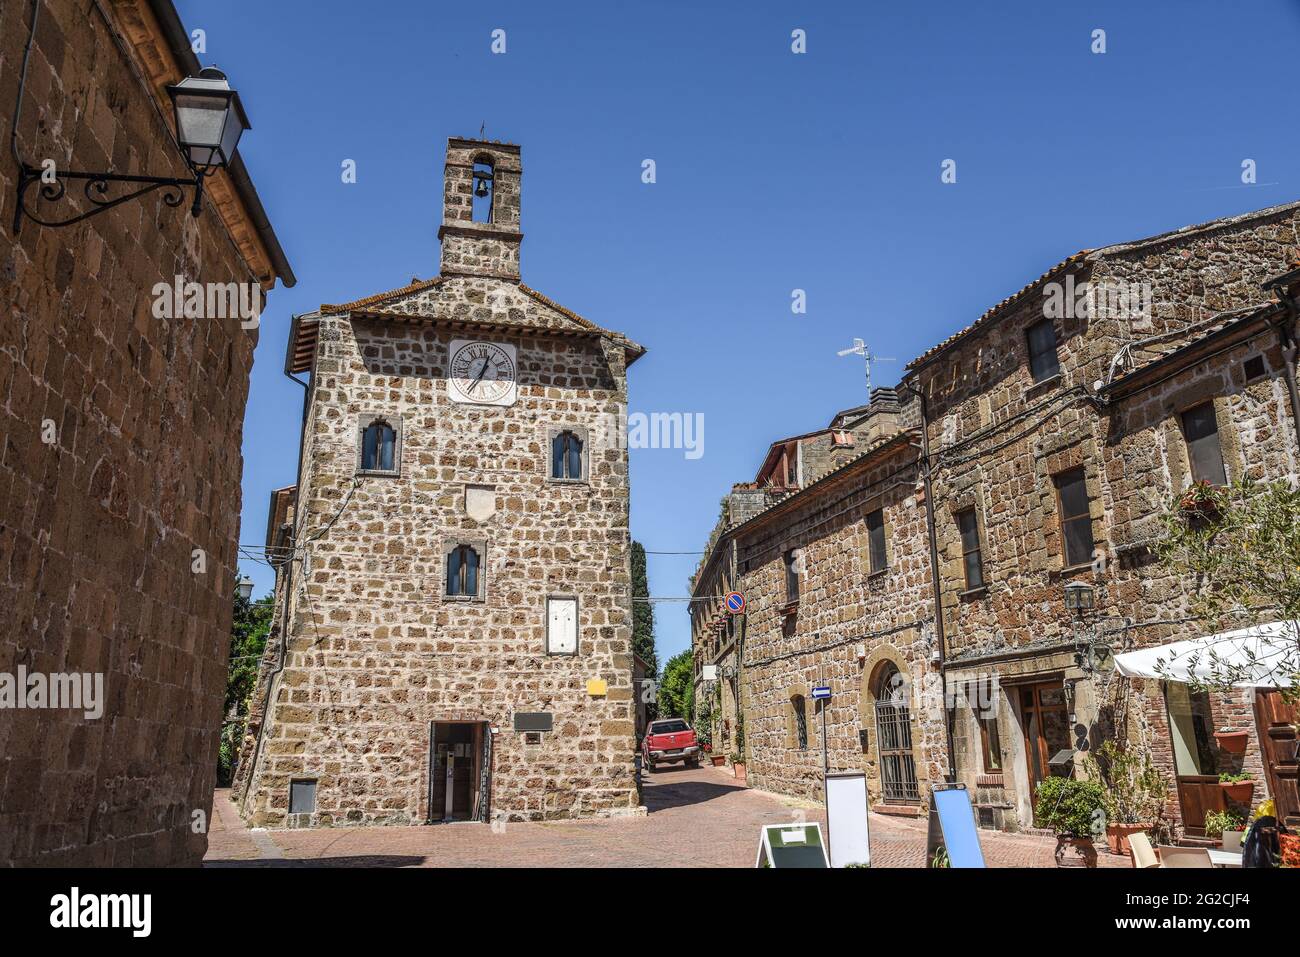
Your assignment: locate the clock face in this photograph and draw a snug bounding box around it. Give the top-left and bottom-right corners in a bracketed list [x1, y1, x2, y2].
[448, 340, 517, 406]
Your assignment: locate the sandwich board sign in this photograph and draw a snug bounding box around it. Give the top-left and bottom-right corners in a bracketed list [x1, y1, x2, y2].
[825, 771, 871, 867]
[927, 783, 986, 868]
[755, 822, 828, 868]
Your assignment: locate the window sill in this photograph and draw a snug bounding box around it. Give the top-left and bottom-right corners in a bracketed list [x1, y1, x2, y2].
[441, 594, 485, 604]
[546, 477, 590, 487]
[1023, 373, 1063, 397]
[779, 600, 800, 617]
[356, 469, 400, 478]
[1051, 563, 1096, 579]
[958, 585, 989, 601]
[867, 568, 889, 581]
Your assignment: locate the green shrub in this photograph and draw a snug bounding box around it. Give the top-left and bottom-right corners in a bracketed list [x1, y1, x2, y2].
[1204, 808, 1245, 839]
[1084, 740, 1168, 825]
[1219, 772, 1252, 784]
[1035, 776, 1106, 838]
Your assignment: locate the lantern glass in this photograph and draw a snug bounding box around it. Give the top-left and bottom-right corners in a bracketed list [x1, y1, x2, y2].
[236, 576, 254, 601]
[167, 68, 249, 171]
[1064, 581, 1095, 613]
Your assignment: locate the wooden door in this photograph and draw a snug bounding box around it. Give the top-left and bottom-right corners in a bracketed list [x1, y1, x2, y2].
[1020, 682, 1071, 809]
[1254, 690, 1299, 827]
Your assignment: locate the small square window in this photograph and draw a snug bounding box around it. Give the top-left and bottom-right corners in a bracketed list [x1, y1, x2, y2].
[289, 779, 317, 814]
[1243, 355, 1266, 381]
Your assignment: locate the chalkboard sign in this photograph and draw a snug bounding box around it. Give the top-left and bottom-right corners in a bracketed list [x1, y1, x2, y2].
[755, 823, 829, 868]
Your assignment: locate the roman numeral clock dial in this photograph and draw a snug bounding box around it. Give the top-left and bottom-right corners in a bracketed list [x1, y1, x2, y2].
[447, 339, 518, 407]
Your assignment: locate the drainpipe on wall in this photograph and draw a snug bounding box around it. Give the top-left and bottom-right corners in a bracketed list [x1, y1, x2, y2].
[901, 382, 957, 783]
[239, 327, 311, 814]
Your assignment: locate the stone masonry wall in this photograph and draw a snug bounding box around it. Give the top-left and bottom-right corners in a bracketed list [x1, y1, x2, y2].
[237, 280, 641, 825]
[0, 0, 266, 864]
[734, 441, 948, 807]
[901, 206, 1300, 832]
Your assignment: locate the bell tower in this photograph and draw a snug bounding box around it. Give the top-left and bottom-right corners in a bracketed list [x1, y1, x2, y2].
[438, 138, 522, 280]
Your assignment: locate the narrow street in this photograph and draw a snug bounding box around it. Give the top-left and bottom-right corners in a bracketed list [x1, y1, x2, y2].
[205, 765, 1130, 868]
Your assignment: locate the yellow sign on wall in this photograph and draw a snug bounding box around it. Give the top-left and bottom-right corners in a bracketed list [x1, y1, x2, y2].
[586, 679, 608, 697]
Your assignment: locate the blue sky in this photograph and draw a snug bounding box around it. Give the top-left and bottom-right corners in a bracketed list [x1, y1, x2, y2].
[187, 0, 1300, 665]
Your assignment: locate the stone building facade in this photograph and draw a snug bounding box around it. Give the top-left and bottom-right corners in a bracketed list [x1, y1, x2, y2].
[235, 138, 646, 827]
[694, 201, 1300, 836]
[0, 0, 292, 864]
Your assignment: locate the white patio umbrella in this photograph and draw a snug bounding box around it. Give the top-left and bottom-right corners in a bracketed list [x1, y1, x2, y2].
[1112, 620, 1298, 688]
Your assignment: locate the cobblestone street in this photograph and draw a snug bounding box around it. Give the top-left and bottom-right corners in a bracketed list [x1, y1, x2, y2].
[205, 765, 1131, 868]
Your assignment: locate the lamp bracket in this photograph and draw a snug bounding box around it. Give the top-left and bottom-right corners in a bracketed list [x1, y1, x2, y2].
[13, 162, 208, 234]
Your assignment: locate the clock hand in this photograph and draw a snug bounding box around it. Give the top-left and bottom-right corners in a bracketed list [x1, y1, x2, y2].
[469, 357, 490, 392]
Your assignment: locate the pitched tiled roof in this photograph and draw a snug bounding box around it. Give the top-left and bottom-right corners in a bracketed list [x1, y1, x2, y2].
[1102, 300, 1282, 394]
[906, 199, 1300, 372]
[730, 429, 921, 535]
[319, 277, 444, 314]
[906, 252, 1089, 370]
[288, 276, 644, 373]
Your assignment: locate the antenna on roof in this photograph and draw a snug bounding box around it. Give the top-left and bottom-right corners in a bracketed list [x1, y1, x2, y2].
[836, 338, 896, 397]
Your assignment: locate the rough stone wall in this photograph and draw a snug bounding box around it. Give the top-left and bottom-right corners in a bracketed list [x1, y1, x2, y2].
[237, 284, 642, 826]
[732, 441, 947, 807]
[902, 207, 1300, 832]
[0, 0, 264, 863]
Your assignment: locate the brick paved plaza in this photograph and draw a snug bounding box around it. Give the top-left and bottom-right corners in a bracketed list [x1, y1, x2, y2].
[205, 765, 1131, 868]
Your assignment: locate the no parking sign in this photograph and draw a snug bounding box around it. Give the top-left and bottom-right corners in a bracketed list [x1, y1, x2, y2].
[724, 591, 745, 614]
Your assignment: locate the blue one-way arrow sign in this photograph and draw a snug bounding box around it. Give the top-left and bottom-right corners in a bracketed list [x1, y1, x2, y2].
[811, 685, 831, 700]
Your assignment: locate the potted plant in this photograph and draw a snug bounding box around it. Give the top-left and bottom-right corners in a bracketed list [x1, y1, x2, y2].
[1085, 740, 1169, 856]
[1213, 728, 1250, 753]
[1178, 479, 1222, 519]
[730, 752, 746, 784]
[1203, 808, 1245, 842]
[1035, 776, 1106, 868]
[1219, 772, 1255, 804]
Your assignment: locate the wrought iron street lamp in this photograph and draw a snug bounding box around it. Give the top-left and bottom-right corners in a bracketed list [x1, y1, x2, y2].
[236, 575, 255, 602]
[1063, 581, 1096, 617]
[13, 67, 248, 233]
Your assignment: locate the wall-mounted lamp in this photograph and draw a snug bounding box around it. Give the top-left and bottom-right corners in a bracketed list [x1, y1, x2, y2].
[1063, 581, 1096, 617]
[13, 67, 248, 233]
[235, 575, 255, 602]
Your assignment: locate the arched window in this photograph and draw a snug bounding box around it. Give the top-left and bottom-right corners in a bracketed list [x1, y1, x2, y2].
[873, 663, 920, 804]
[791, 694, 808, 751]
[360, 419, 396, 472]
[551, 430, 584, 480]
[471, 157, 494, 223]
[446, 544, 480, 598]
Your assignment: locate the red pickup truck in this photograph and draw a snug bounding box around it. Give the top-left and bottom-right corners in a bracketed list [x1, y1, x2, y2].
[641, 718, 700, 772]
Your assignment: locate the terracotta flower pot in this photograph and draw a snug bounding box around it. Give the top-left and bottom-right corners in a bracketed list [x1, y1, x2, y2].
[1214, 730, 1250, 753]
[1221, 780, 1255, 803]
[1107, 823, 1148, 856]
[733, 762, 747, 784]
[1054, 835, 1098, 868]
[710, 755, 726, 767]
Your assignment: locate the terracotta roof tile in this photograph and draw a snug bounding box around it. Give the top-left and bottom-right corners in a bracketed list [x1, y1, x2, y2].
[320, 276, 444, 314]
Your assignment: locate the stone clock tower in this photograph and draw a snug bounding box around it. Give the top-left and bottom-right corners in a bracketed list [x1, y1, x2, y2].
[235, 138, 646, 827]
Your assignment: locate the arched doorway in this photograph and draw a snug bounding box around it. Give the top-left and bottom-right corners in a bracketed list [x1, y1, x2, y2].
[873, 662, 920, 804]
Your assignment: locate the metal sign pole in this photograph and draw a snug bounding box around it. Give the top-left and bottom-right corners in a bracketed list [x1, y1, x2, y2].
[821, 700, 830, 853]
